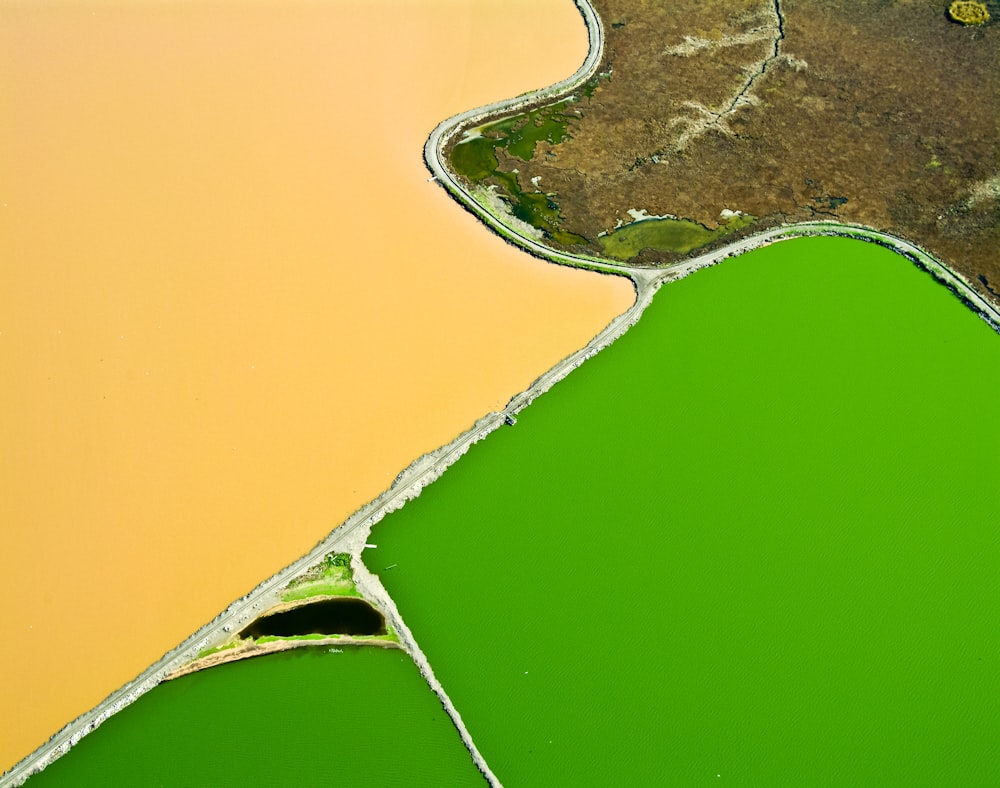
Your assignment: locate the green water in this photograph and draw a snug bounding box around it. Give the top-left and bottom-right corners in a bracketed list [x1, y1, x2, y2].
[452, 137, 500, 182]
[366, 236, 1000, 785]
[27, 648, 482, 786]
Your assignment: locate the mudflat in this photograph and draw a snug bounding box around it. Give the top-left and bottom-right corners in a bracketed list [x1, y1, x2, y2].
[0, 0, 633, 770]
[446, 0, 1000, 299]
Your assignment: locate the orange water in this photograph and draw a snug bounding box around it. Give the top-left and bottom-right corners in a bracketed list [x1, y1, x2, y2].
[0, 0, 633, 770]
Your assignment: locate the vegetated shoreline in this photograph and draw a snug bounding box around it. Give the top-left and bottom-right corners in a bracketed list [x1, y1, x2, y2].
[425, 1, 1000, 333]
[434, 0, 1000, 311]
[5, 4, 999, 788]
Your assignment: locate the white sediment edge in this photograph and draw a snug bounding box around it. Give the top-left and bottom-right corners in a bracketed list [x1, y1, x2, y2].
[6, 0, 1000, 785]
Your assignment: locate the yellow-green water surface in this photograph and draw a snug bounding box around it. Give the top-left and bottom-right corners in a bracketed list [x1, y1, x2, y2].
[367, 236, 1000, 785]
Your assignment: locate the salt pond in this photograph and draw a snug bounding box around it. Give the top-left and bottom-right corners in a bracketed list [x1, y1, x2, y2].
[366, 236, 1000, 784]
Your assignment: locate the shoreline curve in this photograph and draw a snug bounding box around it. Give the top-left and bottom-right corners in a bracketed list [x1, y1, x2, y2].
[424, 1, 1000, 332]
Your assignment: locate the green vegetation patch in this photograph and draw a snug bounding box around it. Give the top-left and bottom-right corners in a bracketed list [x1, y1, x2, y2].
[195, 640, 240, 660]
[948, 1, 990, 24]
[449, 101, 587, 246]
[599, 212, 755, 260]
[509, 192, 588, 245]
[504, 101, 574, 161]
[281, 552, 359, 602]
[257, 628, 399, 646]
[257, 634, 330, 644]
[474, 100, 576, 161]
[582, 69, 612, 98]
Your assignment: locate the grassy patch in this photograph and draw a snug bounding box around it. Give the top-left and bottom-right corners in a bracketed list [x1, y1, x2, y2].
[196, 640, 242, 659]
[281, 552, 359, 602]
[257, 634, 332, 644]
[282, 581, 360, 601]
[256, 629, 399, 646]
[582, 70, 612, 98]
[509, 192, 585, 243]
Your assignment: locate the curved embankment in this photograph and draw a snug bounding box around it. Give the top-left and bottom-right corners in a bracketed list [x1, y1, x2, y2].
[424, 1, 1000, 332]
[5, 2, 998, 787]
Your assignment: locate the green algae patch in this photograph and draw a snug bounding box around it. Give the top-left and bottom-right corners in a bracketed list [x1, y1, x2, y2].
[599, 212, 756, 259]
[451, 136, 500, 182]
[503, 101, 574, 160]
[367, 236, 1000, 786]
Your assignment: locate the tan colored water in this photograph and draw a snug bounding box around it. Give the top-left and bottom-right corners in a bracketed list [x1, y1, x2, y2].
[0, 0, 633, 770]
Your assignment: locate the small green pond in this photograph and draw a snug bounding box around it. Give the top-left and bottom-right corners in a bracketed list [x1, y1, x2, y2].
[599, 212, 756, 259]
[366, 236, 1000, 785]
